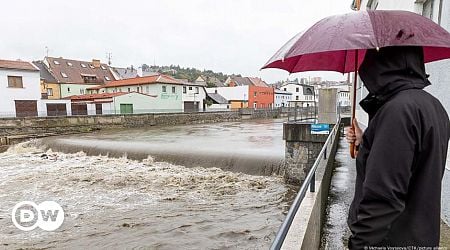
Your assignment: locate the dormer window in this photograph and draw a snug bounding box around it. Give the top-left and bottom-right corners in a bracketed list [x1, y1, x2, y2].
[81, 63, 87, 68]
[54, 60, 60, 65]
[67, 62, 73, 66]
[101, 65, 107, 70]
[81, 73, 97, 83]
[105, 76, 111, 81]
[89, 64, 95, 69]
[61, 72, 68, 78]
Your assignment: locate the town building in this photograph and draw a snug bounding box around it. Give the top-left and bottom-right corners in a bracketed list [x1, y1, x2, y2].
[87, 74, 184, 112]
[279, 83, 315, 107]
[206, 86, 248, 109]
[274, 90, 292, 108]
[66, 92, 158, 115]
[0, 59, 42, 117]
[225, 76, 269, 87]
[205, 92, 230, 111]
[38, 57, 116, 99]
[180, 79, 207, 112]
[206, 84, 274, 109]
[352, 0, 450, 126]
[0, 59, 72, 117]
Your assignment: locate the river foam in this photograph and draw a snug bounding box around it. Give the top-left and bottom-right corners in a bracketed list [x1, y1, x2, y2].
[0, 141, 289, 249]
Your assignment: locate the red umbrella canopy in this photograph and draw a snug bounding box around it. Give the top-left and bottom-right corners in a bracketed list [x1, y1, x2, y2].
[262, 10, 450, 73]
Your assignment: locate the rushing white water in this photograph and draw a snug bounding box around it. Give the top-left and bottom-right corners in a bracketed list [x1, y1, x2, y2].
[0, 141, 290, 249]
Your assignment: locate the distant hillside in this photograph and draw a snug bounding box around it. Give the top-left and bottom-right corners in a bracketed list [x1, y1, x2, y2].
[142, 64, 240, 87]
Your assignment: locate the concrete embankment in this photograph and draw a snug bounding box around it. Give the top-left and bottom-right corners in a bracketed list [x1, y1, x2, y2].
[0, 109, 281, 150]
[280, 122, 342, 249]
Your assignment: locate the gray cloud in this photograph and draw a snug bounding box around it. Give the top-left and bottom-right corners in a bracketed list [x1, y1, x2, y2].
[1, 0, 352, 83]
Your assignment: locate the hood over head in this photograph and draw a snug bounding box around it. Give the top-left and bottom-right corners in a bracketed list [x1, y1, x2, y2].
[358, 46, 431, 117]
[359, 46, 430, 97]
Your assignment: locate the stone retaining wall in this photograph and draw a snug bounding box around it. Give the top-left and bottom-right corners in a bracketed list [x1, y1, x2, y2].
[0, 111, 279, 146]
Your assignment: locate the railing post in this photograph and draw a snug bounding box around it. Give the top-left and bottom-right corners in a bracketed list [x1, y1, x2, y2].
[310, 172, 315, 192]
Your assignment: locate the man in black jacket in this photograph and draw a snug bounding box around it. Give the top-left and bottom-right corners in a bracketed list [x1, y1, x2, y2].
[346, 46, 450, 249]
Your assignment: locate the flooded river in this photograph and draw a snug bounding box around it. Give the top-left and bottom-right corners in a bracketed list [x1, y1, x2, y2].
[0, 120, 290, 249]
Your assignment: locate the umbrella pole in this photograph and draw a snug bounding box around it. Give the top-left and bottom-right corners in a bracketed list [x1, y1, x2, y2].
[350, 50, 358, 159]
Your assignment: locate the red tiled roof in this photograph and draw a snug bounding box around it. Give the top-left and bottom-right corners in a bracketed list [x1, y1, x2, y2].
[66, 92, 157, 101]
[66, 92, 128, 100]
[0, 59, 39, 71]
[88, 74, 183, 89]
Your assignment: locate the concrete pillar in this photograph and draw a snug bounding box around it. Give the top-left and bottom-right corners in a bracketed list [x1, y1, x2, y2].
[283, 122, 329, 185]
[318, 88, 338, 124]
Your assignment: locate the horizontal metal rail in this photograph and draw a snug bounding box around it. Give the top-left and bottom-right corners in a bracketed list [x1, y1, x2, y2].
[270, 119, 340, 250]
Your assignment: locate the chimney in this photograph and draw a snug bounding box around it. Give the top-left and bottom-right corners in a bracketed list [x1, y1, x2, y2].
[92, 59, 101, 68]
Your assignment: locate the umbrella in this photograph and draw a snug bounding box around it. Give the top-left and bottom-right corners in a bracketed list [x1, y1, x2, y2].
[262, 10, 450, 158]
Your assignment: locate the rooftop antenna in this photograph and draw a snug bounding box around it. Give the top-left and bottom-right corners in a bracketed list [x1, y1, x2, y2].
[107, 52, 112, 65]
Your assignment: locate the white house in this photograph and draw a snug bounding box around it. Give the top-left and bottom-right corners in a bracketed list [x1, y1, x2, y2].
[353, 0, 450, 127]
[0, 59, 44, 117]
[274, 90, 292, 108]
[279, 83, 315, 107]
[181, 81, 207, 112]
[87, 74, 184, 112]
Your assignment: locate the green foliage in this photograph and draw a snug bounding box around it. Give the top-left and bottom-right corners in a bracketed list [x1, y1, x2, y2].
[144, 64, 240, 85]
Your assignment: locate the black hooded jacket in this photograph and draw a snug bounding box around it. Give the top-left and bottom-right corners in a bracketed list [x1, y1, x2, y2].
[348, 46, 450, 249]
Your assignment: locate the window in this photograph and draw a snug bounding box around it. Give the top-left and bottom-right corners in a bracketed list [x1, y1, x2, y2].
[183, 86, 187, 93]
[67, 62, 72, 66]
[47, 88, 53, 96]
[283, 88, 287, 91]
[146, 86, 149, 93]
[105, 76, 111, 81]
[254, 92, 257, 97]
[67, 87, 71, 93]
[162, 86, 167, 92]
[54, 60, 60, 65]
[137, 87, 140, 92]
[296, 96, 299, 100]
[61, 72, 68, 78]
[81, 63, 87, 68]
[101, 65, 107, 70]
[89, 64, 95, 69]
[195, 87, 199, 94]
[189, 86, 192, 90]
[7, 76, 23, 88]
[80, 89, 85, 94]
[172, 86, 176, 93]
[128, 88, 131, 92]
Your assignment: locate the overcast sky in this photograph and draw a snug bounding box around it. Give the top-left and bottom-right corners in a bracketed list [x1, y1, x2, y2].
[1, 0, 353, 83]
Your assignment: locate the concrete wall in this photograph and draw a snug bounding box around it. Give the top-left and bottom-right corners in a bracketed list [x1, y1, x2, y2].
[281, 123, 342, 250]
[318, 88, 338, 124]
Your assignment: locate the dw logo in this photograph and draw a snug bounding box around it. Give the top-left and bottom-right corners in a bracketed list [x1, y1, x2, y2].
[11, 201, 64, 231]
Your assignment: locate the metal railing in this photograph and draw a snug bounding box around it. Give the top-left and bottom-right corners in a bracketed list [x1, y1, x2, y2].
[270, 119, 340, 250]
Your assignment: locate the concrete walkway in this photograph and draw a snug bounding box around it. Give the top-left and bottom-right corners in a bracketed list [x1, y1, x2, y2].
[321, 136, 450, 249]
